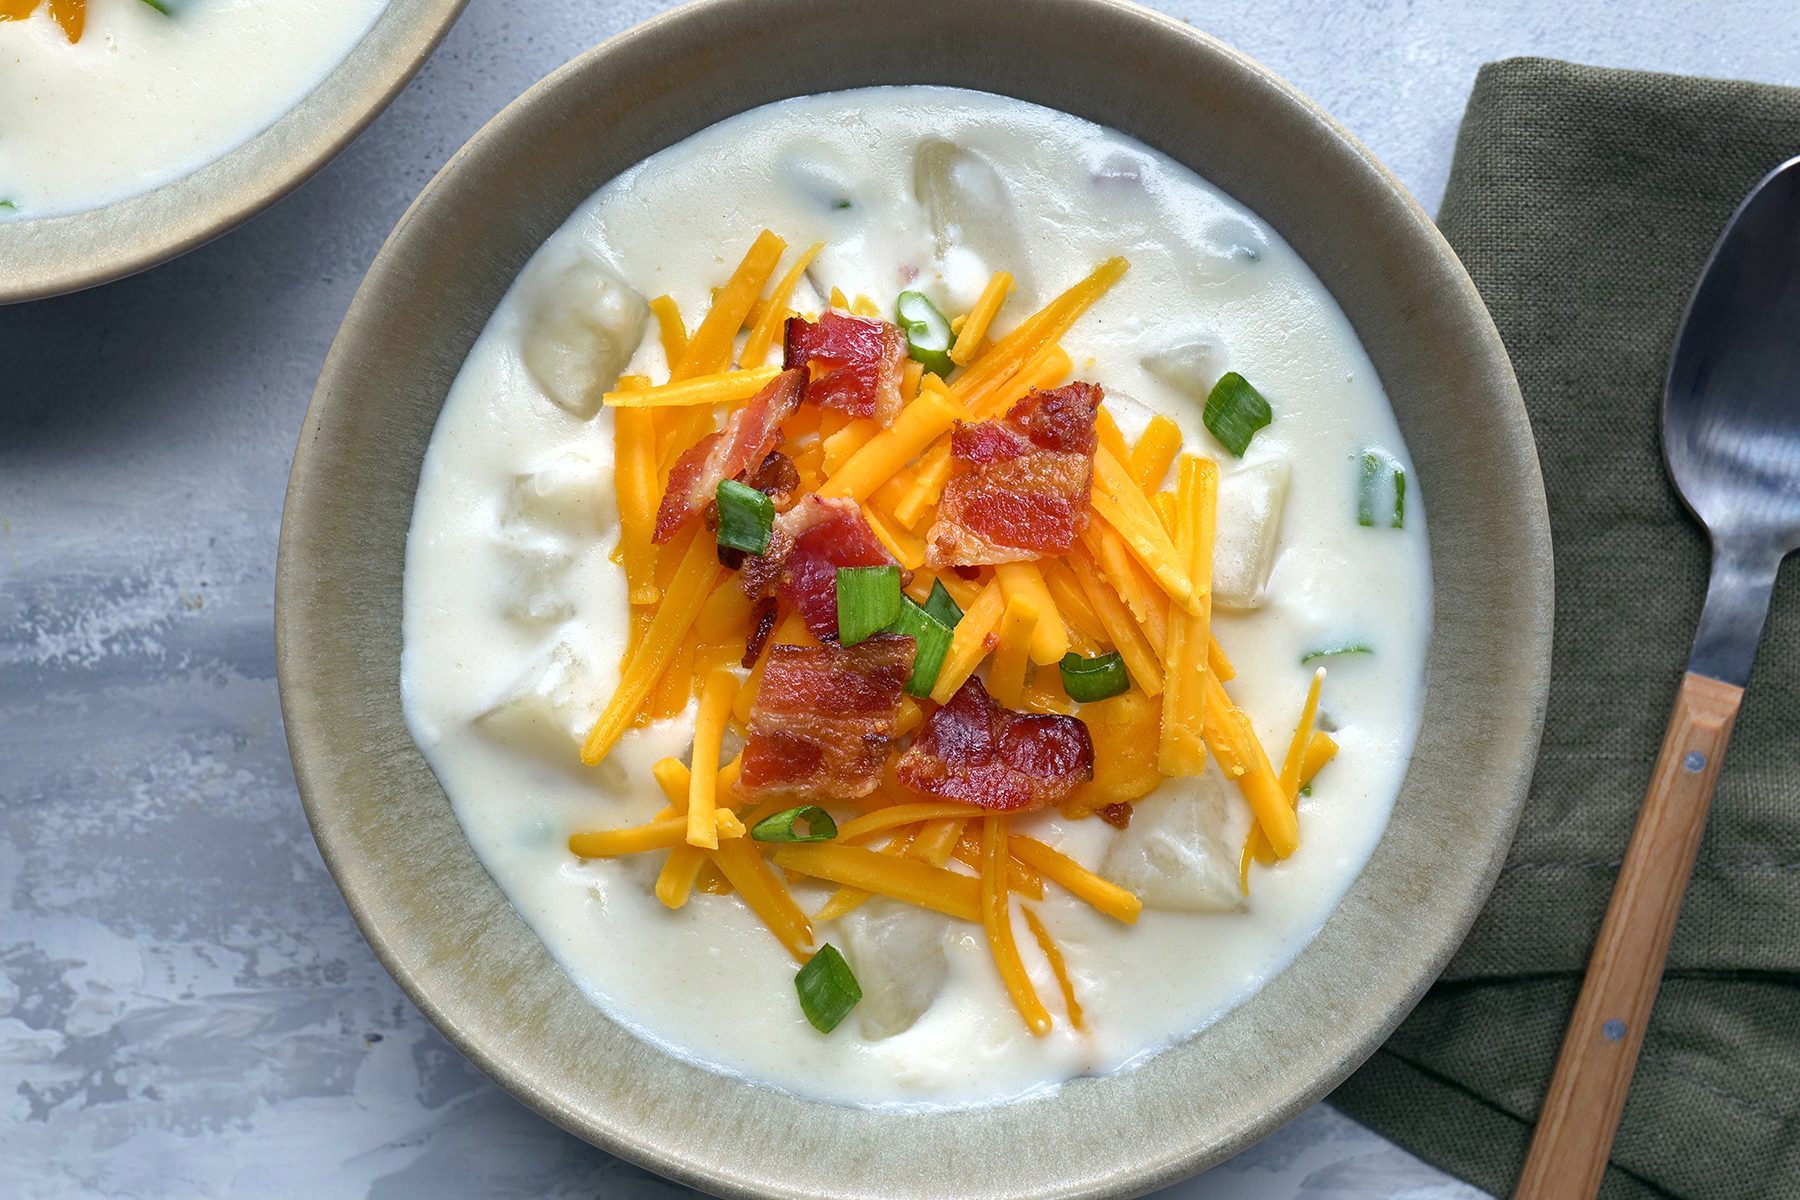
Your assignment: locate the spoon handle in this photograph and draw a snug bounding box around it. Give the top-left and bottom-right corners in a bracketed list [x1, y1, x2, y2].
[1513, 672, 1742, 1200]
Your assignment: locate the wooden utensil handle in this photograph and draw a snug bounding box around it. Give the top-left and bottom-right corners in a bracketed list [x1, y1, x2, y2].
[1513, 672, 1743, 1200]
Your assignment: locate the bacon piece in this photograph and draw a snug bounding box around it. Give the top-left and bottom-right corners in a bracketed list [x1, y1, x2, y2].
[740, 496, 897, 640]
[653, 368, 804, 543]
[746, 449, 800, 512]
[737, 636, 916, 802]
[742, 597, 779, 669]
[783, 312, 908, 424]
[895, 676, 1094, 812]
[926, 382, 1102, 567]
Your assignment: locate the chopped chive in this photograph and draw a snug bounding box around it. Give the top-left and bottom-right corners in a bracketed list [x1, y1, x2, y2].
[795, 943, 862, 1033]
[1358, 449, 1406, 529]
[0, 200, 16, 212]
[138, 0, 171, 12]
[751, 805, 838, 844]
[1058, 651, 1131, 702]
[1301, 643, 1373, 664]
[885, 596, 954, 697]
[1203, 371, 1272, 457]
[715, 479, 774, 554]
[895, 291, 955, 376]
[832, 198, 854, 211]
[835, 565, 901, 645]
[922, 579, 963, 629]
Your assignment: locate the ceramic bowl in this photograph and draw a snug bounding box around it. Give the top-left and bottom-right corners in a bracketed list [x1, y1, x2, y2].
[0, 0, 469, 305]
[276, 1, 1552, 1195]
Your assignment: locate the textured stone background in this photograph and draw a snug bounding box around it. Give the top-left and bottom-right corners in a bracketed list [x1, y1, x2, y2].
[3, 1, 1797, 1196]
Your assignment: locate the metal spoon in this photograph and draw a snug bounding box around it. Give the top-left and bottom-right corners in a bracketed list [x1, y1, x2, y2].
[1515, 155, 1800, 1200]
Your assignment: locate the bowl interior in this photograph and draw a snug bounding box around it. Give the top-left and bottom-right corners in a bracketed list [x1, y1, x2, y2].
[276, 1, 1551, 1196]
[0, 0, 468, 305]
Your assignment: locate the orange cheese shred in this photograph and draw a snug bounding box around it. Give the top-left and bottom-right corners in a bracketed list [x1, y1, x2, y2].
[648, 294, 689, 366]
[1129, 415, 1184, 492]
[987, 593, 1039, 708]
[686, 669, 740, 849]
[741, 240, 824, 366]
[994, 561, 1069, 666]
[771, 843, 982, 922]
[1158, 455, 1217, 777]
[709, 837, 814, 961]
[981, 816, 1052, 1036]
[581, 526, 723, 765]
[1022, 908, 1084, 1030]
[1009, 834, 1143, 924]
[674, 229, 786, 379]
[949, 271, 1014, 366]
[929, 579, 1006, 703]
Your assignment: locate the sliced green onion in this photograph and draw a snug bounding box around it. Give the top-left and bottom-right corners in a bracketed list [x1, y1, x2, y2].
[1058, 651, 1131, 702]
[1300, 783, 1313, 798]
[0, 200, 16, 212]
[139, 0, 171, 12]
[922, 579, 963, 628]
[1301, 643, 1373, 664]
[884, 596, 954, 697]
[1357, 449, 1406, 529]
[895, 291, 955, 376]
[1203, 371, 1272, 457]
[715, 478, 775, 554]
[835, 565, 902, 645]
[751, 805, 838, 843]
[795, 943, 862, 1033]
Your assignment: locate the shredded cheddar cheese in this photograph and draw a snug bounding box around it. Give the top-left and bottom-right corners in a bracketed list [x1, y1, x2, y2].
[950, 271, 1014, 365]
[772, 843, 982, 922]
[1158, 455, 1217, 777]
[987, 592, 1040, 707]
[603, 364, 782, 409]
[994, 561, 1070, 667]
[981, 816, 1052, 1036]
[930, 579, 1006, 703]
[674, 230, 785, 379]
[648, 295, 689, 366]
[1129, 415, 1183, 492]
[741, 241, 824, 366]
[685, 669, 740, 849]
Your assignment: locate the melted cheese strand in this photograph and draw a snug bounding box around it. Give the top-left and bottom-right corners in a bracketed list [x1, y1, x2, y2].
[1021, 907, 1084, 1031]
[771, 843, 981, 922]
[1009, 835, 1143, 924]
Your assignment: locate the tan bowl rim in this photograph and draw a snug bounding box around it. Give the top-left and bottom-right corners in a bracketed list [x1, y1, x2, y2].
[277, 1, 1553, 1196]
[0, 0, 469, 305]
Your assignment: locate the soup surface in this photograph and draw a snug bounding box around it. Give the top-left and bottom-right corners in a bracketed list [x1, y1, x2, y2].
[400, 86, 1431, 1108]
[0, 0, 386, 217]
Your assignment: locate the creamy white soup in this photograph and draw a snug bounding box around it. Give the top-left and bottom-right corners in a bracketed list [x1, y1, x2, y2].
[400, 86, 1431, 1109]
[0, 0, 386, 217]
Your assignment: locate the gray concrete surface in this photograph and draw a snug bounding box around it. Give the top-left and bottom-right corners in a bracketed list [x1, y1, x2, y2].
[4, 1, 1797, 1196]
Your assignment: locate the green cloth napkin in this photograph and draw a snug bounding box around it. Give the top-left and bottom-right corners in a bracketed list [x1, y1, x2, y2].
[1329, 58, 1800, 1200]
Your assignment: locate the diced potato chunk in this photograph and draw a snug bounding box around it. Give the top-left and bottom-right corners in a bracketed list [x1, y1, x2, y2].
[501, 451, 608, 538]
[912, 139, 1035, 305]
[1099, 762, 1244, 913]
[838, 899, 950, 1039]
[1141, 337, 1220, 400]
[495, 541, 575, 625]
[1213, 460, 1289, 611]
[518, 248, 648, 418]
[475, 639, 602, 758]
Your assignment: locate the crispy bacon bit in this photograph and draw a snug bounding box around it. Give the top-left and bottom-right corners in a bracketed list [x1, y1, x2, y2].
[653, 368, 804, 543]
[737, 636, 916, 801]
[746, 450, 800, 512]
[1098, 802, 1134, 829]
[895, 676, 1095, 812]
[740, 496, 897, 639]
[742, 597, 779, 669]
[926, 382, 1102, 567]
[783, 312, 908, 424]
